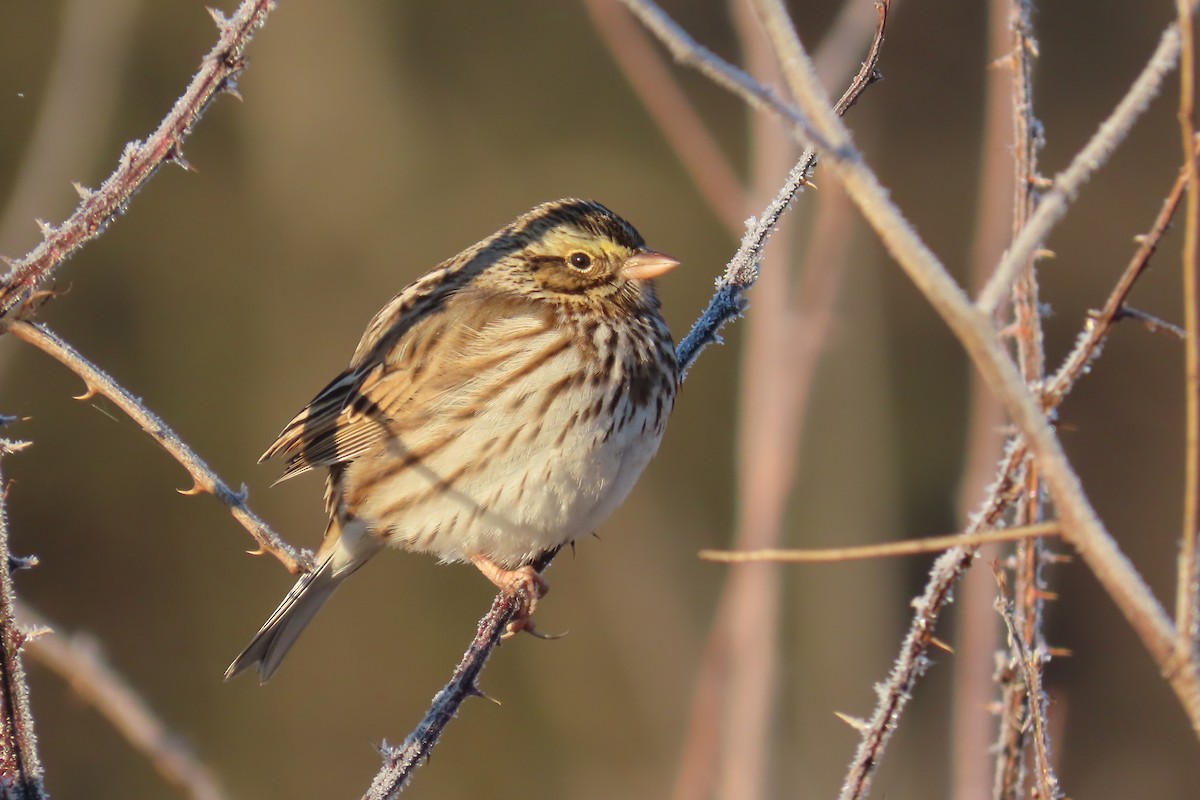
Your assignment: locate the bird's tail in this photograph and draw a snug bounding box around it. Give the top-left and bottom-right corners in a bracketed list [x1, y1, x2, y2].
[225, 520, 379, 682]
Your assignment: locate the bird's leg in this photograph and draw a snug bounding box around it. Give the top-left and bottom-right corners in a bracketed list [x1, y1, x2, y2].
[469, 555, 551, 638]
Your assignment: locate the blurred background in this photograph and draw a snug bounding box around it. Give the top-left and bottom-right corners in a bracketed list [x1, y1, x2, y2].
[0, 1, 1196, 798]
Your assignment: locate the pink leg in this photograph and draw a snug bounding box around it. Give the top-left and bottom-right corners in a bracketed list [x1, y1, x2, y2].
[469, 556, 554, 638]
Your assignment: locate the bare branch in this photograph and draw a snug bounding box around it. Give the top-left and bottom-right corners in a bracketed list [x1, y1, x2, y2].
[671, 0, 888, 376]
[0, 439, 47, 800]
[19, 605, 228, 800]
[700, 522, 1059, 564]
[1045, 150, 1199, 406]
[615, 0, 839, 155]
[741, 0, 1200, 739]
[994, 2, 1058, 796]
[363, 552, 555, 799]
[5, 321, 310, 575]
[977, 12, 1194, 313]
[991, 566, 1062, 800]
[950, 1, 1019, 794]
[583, 0, 747, 234]
[0, 0, 278, 319]
[1177, 0, 1200, 663]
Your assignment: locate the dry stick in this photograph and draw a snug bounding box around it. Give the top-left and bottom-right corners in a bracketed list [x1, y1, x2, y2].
[583, 0, 747, 235]
[1177, 0, 1200, 663]
[627, 0, 1200, 788]
[700, 523, 1060, 563]
[614, 0, 841, 159]
[365, 8, 893, 798]
[845, 149, 1200, 800]
[4, 321, 310, 575]
[18, 605, 228, 800]
[673, 0, 887, 376]
[711, 6, 794, 797]
[1046, 151, 1198, 405]
[976, 13, 1194, 314]
[363, 551, 554, 800]
[995, 2, 1059, 797]
[0, 440, 47, 800]
[743, 0, 1200, 740]
[638, 2, 880, 795]
[990, 563, 1057, 800]
[0, 0, 277, 318]
[950, 2, 1018, 796]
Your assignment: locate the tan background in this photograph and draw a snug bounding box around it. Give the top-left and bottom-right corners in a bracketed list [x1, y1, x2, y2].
[0, 1, 1195, 798]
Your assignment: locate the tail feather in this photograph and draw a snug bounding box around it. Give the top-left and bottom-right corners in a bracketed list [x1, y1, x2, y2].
[225, 521, 379, 682]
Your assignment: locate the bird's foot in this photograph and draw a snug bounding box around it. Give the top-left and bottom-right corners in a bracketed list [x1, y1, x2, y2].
[469, 557, 557, 639]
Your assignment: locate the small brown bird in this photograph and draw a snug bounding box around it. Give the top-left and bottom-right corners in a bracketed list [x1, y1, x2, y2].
[226, 199, 679, 681]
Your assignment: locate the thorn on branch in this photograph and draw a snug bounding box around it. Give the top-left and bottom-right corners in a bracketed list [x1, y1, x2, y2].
[7, 554, 38, 575]
[1116, 305, 1188, 339]
[834, 711, 869, 731]
[221, 79, 244, 102]
[165, 145, 195, 173]
[177, 479, 207, 497]
[71, 382, 100, 401]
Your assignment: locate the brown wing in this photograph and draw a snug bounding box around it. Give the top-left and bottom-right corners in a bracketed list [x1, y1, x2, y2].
[260, 308, 450, 484]
[260, 283, 557, 484]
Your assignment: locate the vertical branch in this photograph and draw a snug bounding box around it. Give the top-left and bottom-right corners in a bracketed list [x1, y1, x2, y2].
[1177, 0, 1200, 660]
[0, 439, 47, 800]
[995, 2, 1060, 798]
[711, 5, 798, 797]
[951, 2, 1016, 798]
[0, 0, 278, 318]
[582, 0, 747, 234]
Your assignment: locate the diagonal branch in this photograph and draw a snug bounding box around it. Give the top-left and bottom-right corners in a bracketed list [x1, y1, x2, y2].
[976, 10, 1195, 313]
[5, 321, 310, 575]
[365, 12, 892, 791]
[841, 144, 1200, 800]
[742, 0, 1200, 739]
[362, 551, 555, 799]
[583, 0, 747, 234]
[0, 0, 277, 319]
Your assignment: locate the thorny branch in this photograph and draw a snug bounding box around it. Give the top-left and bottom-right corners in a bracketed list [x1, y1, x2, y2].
[1176, 0, 1200, 664]
[5, 321, 311, 575]
[0, 439, 47, 800]
[365, 7, 892, 794]
[673, 0, 888, 376]
[976, 7, 1197, 313]
[719, 0, 1200, 741]
[363, 551, 555, 800]
[0, 0, 277, 319]
[994, 2, 1059, 797]
[837, 146, 1200, 800]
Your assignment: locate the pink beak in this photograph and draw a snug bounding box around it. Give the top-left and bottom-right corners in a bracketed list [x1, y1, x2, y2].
[620, 250, 681, 281]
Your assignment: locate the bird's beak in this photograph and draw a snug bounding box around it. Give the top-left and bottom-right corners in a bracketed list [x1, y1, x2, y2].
[621, 250, 681, 281]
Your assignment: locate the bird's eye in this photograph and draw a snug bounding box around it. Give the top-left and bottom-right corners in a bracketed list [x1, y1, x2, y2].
[567, 251, 592, 270]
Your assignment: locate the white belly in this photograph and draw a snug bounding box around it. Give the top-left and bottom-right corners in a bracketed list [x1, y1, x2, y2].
[348, 345, 668, 567]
